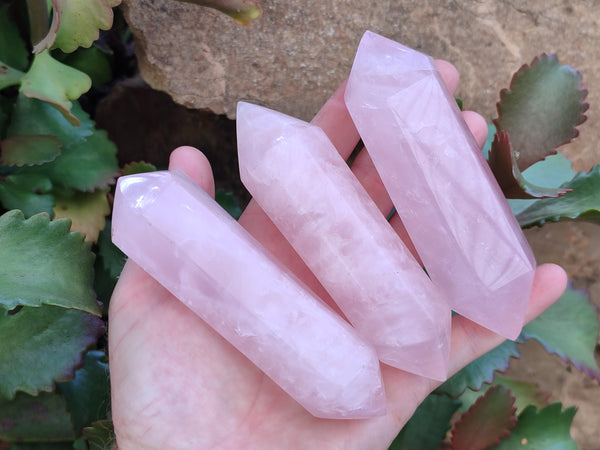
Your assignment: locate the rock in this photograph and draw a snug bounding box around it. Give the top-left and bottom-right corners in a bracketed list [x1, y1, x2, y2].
[121, 0, 599, 170]
[95, 77, 249, 204]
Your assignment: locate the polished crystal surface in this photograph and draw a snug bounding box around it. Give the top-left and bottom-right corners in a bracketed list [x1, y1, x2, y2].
[112, 170, 386, 419]
[237, 102, 451, 381]
[345, 31, 536, 340]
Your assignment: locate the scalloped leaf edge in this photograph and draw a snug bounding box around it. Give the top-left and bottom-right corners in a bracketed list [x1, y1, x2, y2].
[32, 0, 61, 54]
[516, 164, 600, 227]
[521, 283, 600, 382]
[488, 130, 572, 199]
[494, 53, 588, 170]
[451, 385, 517, 450]
[0, 210, 101, 316]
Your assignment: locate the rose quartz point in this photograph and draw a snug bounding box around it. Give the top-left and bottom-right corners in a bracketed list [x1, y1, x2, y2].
[112, 170, 386, 419]
[344, 31, 536, 340]
[237, 102, 451, 381]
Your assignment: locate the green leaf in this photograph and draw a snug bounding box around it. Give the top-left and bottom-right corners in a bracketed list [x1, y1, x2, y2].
[451, 386, 517, 450]
[0, 61, 25, 89]
[57, 351, 110, 434]
[52, 0, 121, 53]
[488, 130, 571, 199]
[0, 305, 104, 399]
[8, 95, 94, 147]
[458, 374, 550, 415]
[32, 0, 61, 54]
[436, 340, 520, 397]
[216, 188, 242, 219]
[0, 174, 55, 217]
[92, 262, 116, 315]
[520, 283, 600, 381]
[9, 443, 75, 450]
[19, 50, 91, 125]
[26, 128, 119, 191]
[481, 123, 496, 159]
[53, 188, 110, 243]
[97, 219, 126, 279]
[0, 392, 74, 442]
[490, 403, 578, 450]
[82, 420, 115, 450]
[455, 97, 463, 110]
[0, 95, 14, 138]
[59, 46, 112, 88]
[494, 375, 550, 415]
[490, 54, 588, 198]
[94, 220, 124, 310]
[176, 0, 262, 26]
[0, 210, 99, 314]
[1, 135, 62, 166]
[72, 438, 88, 450]
[517, 164, 600, 227]
[3, 171, 54, 195]
[389, 394, 460, 450]
[13, 98, 118, 191]
[495, 53, 588, 171]
[508, 152, 576, 216]
[0, 5, 29, 71]
[121, 161, 157, 176]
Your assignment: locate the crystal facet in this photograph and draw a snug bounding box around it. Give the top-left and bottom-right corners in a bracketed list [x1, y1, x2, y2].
[345, 31, 536, 340]
[237, 102, 451, 381]
[112, 170, 386, 419]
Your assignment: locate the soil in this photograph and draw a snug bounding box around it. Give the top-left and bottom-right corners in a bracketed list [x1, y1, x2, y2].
[96, 80, 600, 449]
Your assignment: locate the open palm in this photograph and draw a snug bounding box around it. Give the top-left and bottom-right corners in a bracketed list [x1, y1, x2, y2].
[109, 62, 567, 449]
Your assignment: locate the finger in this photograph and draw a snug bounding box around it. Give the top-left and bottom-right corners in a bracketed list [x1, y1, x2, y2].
[463, 110, 489, 149]
[379, 262, 568, 436]
[435, 59, 460, 93]
[111, 147, 216, 311]
[448, 263, 568, 374]
[169, 146, 216, 198]
[311, 60, 461, 160]
[311, 79, 360, 160]
[524, 263, 568, 322]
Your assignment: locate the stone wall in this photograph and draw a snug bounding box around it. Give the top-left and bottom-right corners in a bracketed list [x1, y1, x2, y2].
[122, 0, 599, 170]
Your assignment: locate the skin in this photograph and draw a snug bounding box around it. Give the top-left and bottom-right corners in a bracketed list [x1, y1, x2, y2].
[109, 61, 567, 449]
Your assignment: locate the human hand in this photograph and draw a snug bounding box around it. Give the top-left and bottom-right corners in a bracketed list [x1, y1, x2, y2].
[108, 61, 568, 449]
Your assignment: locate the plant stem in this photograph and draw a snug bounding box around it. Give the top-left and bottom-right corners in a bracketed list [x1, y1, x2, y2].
[26, 0, 49, 48]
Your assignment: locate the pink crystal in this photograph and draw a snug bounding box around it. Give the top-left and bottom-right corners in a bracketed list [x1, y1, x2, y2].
[237, 102, 451, 381]
[344, 31, 536, 340]
[112, 170, 386, 419]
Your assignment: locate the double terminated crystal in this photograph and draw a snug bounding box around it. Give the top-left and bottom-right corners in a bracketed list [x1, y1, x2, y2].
[111, 31, 535, 421]
[112, 170, 386, 419]
[345, 31, 536, 339]
[237, 102, 451, 381]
